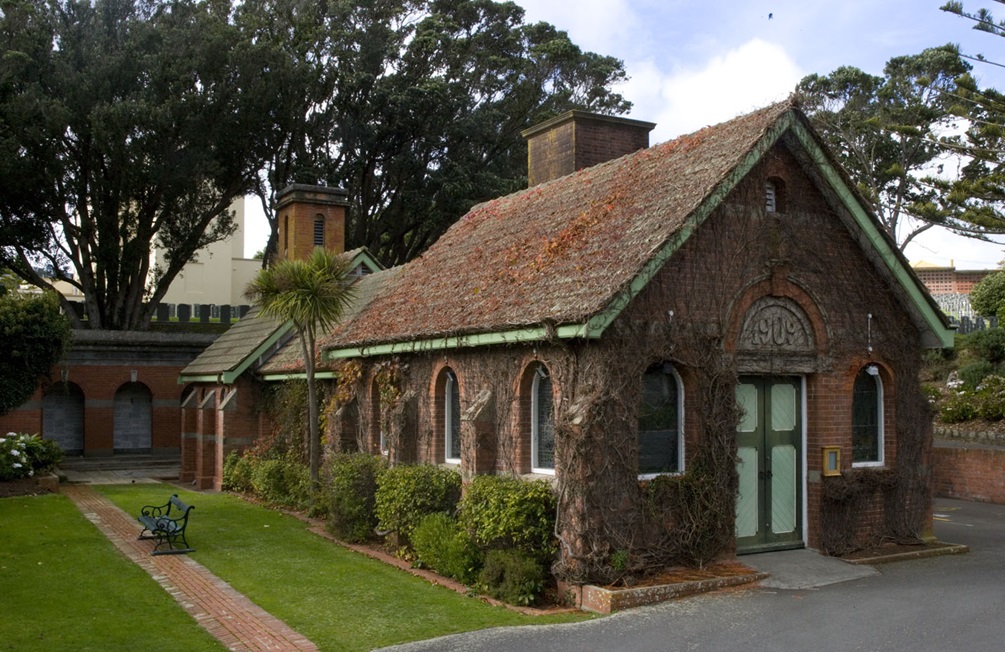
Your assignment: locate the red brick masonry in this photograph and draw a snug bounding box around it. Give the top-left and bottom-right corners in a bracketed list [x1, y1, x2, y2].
[932, 443, 1005, 504]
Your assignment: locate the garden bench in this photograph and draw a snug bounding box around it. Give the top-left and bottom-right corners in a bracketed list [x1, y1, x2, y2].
[137, 494, 195, 555]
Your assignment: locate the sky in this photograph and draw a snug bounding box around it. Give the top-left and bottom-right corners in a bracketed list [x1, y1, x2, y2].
[242, 1, 1005, 269]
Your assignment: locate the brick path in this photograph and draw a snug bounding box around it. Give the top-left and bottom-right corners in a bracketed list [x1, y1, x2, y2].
[62, 485, 319, 652]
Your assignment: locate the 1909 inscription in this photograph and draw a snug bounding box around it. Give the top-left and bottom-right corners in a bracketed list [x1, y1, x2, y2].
[739, 297, 814, 352]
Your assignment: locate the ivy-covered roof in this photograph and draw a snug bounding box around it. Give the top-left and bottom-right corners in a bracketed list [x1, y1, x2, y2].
[316, 100, 952, 358]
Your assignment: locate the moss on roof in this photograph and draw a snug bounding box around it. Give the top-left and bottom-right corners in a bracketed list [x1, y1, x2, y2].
[322, 102, 794, 350]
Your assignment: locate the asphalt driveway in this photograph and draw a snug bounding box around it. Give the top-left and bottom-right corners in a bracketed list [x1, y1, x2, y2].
[383, 498, 1005, 652]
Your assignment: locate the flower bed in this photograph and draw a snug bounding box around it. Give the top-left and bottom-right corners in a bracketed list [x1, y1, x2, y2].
[0, 433, 64, 497]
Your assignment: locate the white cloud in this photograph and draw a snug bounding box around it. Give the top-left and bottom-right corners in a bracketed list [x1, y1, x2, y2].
[628, 39, 805, 142]
[512, 0, 640, 56]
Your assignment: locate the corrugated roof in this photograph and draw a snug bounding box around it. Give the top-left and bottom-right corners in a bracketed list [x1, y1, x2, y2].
[323, 102, 793, 350]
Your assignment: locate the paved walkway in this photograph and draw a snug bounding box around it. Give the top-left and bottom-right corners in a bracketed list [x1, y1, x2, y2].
[62, 485, 319, 652]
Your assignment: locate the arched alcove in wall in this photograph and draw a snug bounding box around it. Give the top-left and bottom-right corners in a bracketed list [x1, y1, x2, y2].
[42, 382, 85, 455]
[113, 382, 152, 453]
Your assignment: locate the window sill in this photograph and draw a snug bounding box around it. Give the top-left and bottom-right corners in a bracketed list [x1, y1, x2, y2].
[521, 471, 557, 485]
[638, 471, 683, 481]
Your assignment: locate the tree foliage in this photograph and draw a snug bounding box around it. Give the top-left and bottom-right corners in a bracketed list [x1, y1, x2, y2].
[244, 248, 355, 491]
[970, 269, 1005, 317]
[0, 0, 299, 329]
[0, 288, 72, 415]
[795, 45, 1005, 249]
[240, 0, 631, 266]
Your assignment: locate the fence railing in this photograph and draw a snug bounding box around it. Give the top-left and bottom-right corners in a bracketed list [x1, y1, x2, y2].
[67, 302, 251, 325]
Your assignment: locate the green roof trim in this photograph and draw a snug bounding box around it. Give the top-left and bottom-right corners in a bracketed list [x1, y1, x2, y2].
[575, 112, 798, 339]
[325, 323, 596, 361]
[789, 122, 954, 349]
[349, 249, 383, 274]
[324, 112, 797, 360]
[261, 370, 339, 382]
[320, 108, 951, 361]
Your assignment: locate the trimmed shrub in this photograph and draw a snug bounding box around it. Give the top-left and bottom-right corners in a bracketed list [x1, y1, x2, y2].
[968, 328, 1005, 364]
[251, 456, 311, 510]
[375, 464, 461, 543]
[477, 549, 546, 606]
[959, 360, 995, 390]
[325, 453, 386, 543]
[459, 475, 557, 561]
[411, 513, 482, 585]
[223, 451, 255, 493]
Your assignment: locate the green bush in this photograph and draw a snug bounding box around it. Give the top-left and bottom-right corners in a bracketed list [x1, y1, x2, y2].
[251, 456, 311, 510]
[477, 549, 546, 606]
[941, 389, 978, 423]
[459, 475, 557, 562]
[325, 453, 385, 543]
[968, 328, 1005, 364]
[0, 291, 72, 415]
[976, 375, 1005, 420]
[411, 513, 482, 585]
[222, 451, 254, 493]
[24, 435, 63, 473]
[375, 464, 461, 543]
[0, 433, 63, 480]
[959, 360, 995, 390]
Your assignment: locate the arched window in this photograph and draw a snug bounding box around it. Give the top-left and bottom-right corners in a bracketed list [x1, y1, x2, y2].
[765, 177, 786, 213]
[531, 366, 555, 474]
[638, 362, 683, 476]
[852, 366, 883, 465]
[444, 370, 461, 463]
[314, 214, 325, 247]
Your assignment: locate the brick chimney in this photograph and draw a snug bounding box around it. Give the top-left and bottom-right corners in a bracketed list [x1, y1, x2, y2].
[521, 111, 656, 187]
[275, 184, 349, 261]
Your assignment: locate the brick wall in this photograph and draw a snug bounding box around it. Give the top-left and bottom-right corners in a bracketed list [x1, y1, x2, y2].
[932, 444, 1005, 503]
[0, 331, 214, 457]
[312, 141, 932, 562]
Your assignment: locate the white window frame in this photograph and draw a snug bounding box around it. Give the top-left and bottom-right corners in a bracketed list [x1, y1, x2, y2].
[852, 365, 884, 468]
[444, 370, 461, 464]
[765, 180, 777, 213]
[531, 366, 555, 475]
[638, 363, 685, 480]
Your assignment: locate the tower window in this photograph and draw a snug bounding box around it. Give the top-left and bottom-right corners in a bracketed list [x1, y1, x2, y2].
[314, 215, 325, 247]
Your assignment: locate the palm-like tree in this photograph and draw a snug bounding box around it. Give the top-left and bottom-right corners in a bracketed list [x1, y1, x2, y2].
[245, 248, 355, 493]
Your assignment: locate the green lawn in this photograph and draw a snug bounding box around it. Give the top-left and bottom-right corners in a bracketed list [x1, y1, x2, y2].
[0, 493, 224, 652]
[96, 484, 589, 651]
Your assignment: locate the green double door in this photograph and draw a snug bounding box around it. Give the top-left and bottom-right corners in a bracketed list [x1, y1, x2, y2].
[735, 376, 803, 553]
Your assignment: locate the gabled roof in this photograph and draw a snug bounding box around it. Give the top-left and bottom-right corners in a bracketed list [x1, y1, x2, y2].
[320, 101, 952, 360]
[258, 266, 402, 380]
[178, 247, 383, 384]
[177, 305, 289, 384]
